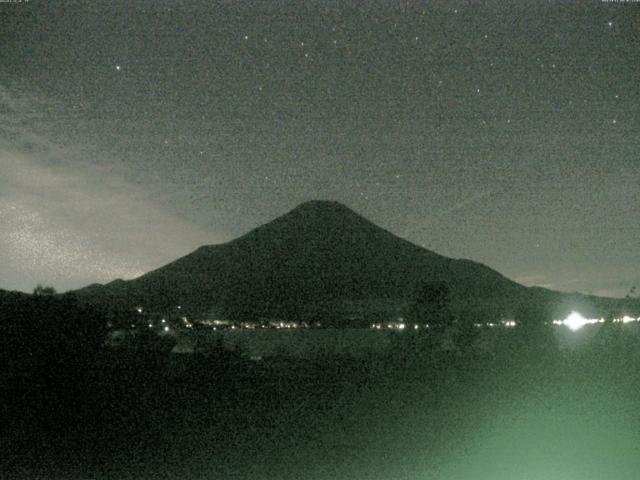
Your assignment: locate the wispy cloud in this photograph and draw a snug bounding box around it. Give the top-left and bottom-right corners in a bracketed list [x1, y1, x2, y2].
[513, 275, 552, 288]
[437, 188, 501, 217]
[0, 85, 228, 292]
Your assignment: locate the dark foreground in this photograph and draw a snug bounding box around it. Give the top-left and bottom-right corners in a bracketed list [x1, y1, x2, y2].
[3, 326, 640, 480]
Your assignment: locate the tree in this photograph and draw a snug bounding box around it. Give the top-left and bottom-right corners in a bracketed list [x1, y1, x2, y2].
[33, 284, 57, 296]
[514, 301, 556, 352]
[403, 281, 453, 330]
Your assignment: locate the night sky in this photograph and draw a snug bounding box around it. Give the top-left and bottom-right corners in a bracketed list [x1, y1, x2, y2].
[1, 0, 638, 296]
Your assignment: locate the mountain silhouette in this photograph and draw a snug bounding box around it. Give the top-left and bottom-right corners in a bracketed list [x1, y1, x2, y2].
[73, 201, 634, 324]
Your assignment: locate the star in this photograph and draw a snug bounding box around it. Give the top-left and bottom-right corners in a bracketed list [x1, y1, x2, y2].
[7, 0, 638, 300]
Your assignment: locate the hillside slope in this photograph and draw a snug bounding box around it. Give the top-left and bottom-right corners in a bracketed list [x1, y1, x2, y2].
[73, 201, 635, 322]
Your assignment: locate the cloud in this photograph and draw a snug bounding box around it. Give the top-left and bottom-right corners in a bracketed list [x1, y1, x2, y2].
[0, 85, 229, 292]
[437, 188, 502, 217]
[513, 275, 554, 289]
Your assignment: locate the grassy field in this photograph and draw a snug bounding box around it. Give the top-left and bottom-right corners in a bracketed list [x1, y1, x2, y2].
[3, 324, 640, 480]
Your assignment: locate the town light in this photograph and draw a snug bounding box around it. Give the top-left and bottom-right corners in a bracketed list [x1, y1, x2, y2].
[564, 311, 588, 331]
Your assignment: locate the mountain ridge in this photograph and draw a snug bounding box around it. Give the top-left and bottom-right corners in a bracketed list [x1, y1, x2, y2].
[73, 201, 636, 323]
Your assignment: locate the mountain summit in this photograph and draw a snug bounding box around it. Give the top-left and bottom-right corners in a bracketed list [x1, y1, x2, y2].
[74, 201, 625, 323]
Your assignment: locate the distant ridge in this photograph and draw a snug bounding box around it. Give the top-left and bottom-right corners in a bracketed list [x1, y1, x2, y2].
[73, 201, 635, 323]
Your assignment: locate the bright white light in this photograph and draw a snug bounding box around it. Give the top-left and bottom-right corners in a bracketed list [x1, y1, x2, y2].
[557, 313, 603, 330]
[564, 311, 588, 331]
[164, 326, 170, 332]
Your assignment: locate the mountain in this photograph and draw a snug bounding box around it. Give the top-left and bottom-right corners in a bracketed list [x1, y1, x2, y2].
[73, 201, 636, 324]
